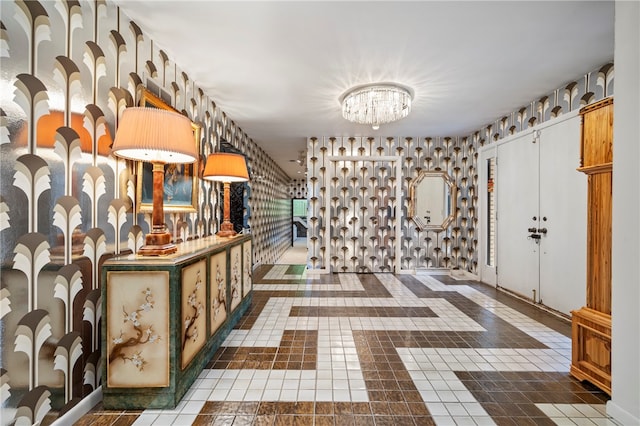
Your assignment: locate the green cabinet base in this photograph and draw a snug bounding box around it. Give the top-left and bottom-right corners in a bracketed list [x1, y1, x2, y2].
[101, 235, 253, 410]
[102, 294, 251, 409]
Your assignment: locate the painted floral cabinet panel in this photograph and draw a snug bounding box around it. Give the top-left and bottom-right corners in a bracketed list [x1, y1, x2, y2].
[230, 244, 242, 312]
[106, 271, 170, 388]
[181, 259, 207, 369]
[210, 251, 228, 336]
[243, 240, 252, 297]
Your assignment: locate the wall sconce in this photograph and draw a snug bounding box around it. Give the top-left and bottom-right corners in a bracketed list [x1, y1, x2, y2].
[202, 152, 249, 237]
[111, 107, 197, 255]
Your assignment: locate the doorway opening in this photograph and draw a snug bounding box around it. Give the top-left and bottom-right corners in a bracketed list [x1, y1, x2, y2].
[292, 198, 308, 245]
[276, 198, 308, 265]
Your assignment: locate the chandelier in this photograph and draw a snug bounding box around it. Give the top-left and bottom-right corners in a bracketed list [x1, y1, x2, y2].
[341, 83, 413, 130]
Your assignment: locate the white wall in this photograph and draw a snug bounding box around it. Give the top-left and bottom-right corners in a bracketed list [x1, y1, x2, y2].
[608, 1, 640, 424]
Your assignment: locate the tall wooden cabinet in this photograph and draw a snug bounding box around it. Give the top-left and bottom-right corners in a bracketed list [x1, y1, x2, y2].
[571, 97, 613, 395]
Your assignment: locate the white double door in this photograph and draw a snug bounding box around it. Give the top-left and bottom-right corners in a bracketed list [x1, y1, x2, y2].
[494, 114, 587, 315]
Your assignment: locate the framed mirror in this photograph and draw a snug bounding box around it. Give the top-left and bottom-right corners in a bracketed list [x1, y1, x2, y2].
[409, 171, 457, 231]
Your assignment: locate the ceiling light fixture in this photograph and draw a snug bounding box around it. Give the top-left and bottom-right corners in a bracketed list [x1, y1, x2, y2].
[341, 83, 413, 130]
[288, 150, 307, 167]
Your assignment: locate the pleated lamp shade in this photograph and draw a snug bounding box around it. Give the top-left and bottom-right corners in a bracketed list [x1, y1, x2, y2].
[111, 107, 197, 164]
[203, 153, 249, 182]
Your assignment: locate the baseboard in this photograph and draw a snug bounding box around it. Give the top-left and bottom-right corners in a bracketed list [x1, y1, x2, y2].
[50, 387, 102, 426]
[413, 268, 479, 281]
[449, 269, 479, 281]
[496, 285, 571, 322]
[306, 268, 329, 275]
[415, 268, 450, 274]
[607, 400, 639, 426]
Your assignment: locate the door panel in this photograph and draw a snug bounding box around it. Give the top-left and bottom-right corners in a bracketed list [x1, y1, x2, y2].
[497, 133, 540, 300]
[479, 148, 497, 286]
[495, 114, 587, 314]
[538, 117, 587, 315]
[329, 159, 395, 273]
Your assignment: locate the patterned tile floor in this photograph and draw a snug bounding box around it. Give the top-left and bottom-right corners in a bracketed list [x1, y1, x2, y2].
[275, 238, 308, 265]
[77, 266, 618, 426]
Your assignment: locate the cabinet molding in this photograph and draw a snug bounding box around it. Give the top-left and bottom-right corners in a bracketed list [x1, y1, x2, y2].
[571, 307, 611, 394]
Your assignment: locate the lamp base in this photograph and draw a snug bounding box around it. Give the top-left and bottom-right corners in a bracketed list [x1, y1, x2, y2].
[138, 231, 177, 256]
[216, 221, 237, 238]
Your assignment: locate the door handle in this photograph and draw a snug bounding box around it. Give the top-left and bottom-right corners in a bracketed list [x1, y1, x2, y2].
[529, 233, 541, 240]
[537, 228, 547, 234]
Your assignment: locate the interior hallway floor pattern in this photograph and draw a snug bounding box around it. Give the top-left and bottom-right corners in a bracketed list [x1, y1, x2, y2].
[275, 238, 308, 265]
[77, 266, 616, 425]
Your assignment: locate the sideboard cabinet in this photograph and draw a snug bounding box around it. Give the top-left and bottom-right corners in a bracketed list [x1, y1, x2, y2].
[101, 235, 252, 409]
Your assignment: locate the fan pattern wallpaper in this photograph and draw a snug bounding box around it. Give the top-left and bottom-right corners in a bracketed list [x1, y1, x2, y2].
[0, 0, 614, 424]
[0, 1, 290, 424]
[306, 65, 613, 273]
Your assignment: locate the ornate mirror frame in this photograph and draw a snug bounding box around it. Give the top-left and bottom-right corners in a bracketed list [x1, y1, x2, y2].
[408, 171, 457, 231]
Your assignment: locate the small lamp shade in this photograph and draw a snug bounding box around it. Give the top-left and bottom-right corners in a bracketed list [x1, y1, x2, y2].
[111, 107, 197, 164]
[203, 152, 249, 182]
[203, 152, 249, 237]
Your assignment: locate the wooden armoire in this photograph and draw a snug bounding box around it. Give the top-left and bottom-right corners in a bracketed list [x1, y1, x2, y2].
[571, 97, 613, 395]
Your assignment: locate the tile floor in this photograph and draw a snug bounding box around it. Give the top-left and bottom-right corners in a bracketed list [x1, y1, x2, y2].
[77, 266, 617, 426]
[275, 238, 308, 265]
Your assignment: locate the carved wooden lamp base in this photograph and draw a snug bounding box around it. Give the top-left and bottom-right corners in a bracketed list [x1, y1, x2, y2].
[138, 230, 177, 256]
[137, 162, 178, 256]
[216, 221, 237, 238]
[203, 152, 250, 240]
[110, 107, 198, 257]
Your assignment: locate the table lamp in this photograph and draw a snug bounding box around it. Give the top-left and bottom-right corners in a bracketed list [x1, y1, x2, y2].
[202, 152, 249, 237]
[111, 107, 198, 255]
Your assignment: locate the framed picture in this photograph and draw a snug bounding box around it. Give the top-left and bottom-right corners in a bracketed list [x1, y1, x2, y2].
[136, 88, 202, 213]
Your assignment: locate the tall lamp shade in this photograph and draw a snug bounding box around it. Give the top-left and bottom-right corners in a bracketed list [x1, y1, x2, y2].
[203, 152, 249, 237]
[112, 107, 197, 255]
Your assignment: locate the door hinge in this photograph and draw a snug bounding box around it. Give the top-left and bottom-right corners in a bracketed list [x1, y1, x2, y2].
[532, 130, 541, 144]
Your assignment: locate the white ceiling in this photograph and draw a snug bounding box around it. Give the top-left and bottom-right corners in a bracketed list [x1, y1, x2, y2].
[114, 1, 614, 178]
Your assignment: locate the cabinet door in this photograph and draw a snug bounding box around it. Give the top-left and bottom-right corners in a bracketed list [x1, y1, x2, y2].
[496, 133, 540, 300]
[242, 240, 252, 297]
[539, 116, 587, 315]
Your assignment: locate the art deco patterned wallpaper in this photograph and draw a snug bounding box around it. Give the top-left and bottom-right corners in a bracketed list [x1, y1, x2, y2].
[288, 178, 308, 199]
[307, 63, 614, 273]
[0, 1, 290, 424]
